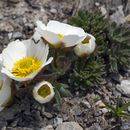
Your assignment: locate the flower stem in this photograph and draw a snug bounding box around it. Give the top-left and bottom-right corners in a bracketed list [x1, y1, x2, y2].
[53, 49, 58, 68]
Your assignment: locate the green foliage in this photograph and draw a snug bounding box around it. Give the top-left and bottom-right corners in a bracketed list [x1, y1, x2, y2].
[68, 10, 107, 54]
[52, 80, 72, 106]
[107, 22, 130, 72]
[69, 10, 130, 73]
[69, 56, 105, 90]
[103, 98, 130, 118]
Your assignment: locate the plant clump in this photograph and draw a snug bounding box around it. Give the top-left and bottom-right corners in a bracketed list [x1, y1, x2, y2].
[69, 56, 105, 90]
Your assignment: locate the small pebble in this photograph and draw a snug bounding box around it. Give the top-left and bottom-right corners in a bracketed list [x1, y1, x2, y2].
[12, 32, 23, 39]
[43, 112, 53, 118]
[50, 8, 57, 14]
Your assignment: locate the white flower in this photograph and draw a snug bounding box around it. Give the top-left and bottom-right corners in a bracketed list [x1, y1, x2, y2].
[74, 33, 96, 57]
[0, 54, 12, 111]
[1, 39, 53, 82]
[36, 20, 86, 48]
[33, 81, 55, 104]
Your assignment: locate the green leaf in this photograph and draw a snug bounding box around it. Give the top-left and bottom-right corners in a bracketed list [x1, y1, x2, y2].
[54, 88, 62, 106]
[118, 112, 130, 117]
[59, 87, 72, 97]
[103, 101, 116, 114]
[59, 83, 69, 89]
[118, 102, 130, 114]
[116, 97, 120, 112]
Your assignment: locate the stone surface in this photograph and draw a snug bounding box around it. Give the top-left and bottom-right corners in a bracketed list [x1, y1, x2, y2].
[78, 0, 94, 10]
[54, 117, 63, 126]
[95, 100, 105, 107]
[42, 112, 53, 119]
[118, 80, 130, 97]
[81, 100, 91, 109]
[100, 6, 107, 17]
[121, 122, 130, 130]
[41, 125, 54, 130]
[110, 6, 126, 25]
[12, 32, 23, 39]
[86, 123, 101, 130]
[56, 122, 83, 130]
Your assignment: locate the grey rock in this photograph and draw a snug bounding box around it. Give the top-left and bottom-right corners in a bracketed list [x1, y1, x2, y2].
[104, 96, 110, 103]
[95, 100, 105, 107]
[86, 123, 101, 130]
[8, 33, 13, 40]
[95, 2, 100, 6]
[54, 117, 63, 126]
[125, 0, 130, 14]
[112, 89, 121, 97]
[0, 121, 7, 129]
[121, 122, 130, 130]
[110, 73, 123, 83]
[1, 126, 6, 130]
[40, 125, 54, 130]
[74, 108, 82, 116]
[111, 0, 122, 6]
[41, 106, 45, 113]
[116, 80, 130, 97]
[78, 0, 94, 10]
[25, 23, 34, 30]
[34, 111, 42, 121]
[99, 6, 107, 18]
[0, 13, 3, 20]
[43, 112, 53, 119]
[6, 127, 33, 130]
[127, 106, 130, 113]
[110, 6, 126, 25]
[81, 100, 91, 109]
[8, 0, 19, 3]
[50, 8, 57, 14]
[56, 122, 83, 130]
[0, 104, 22, 120]
[0, 22, 14, 32]
[10, 119, 19, 127]
[100, 108, 108, 114]
[12, 32, 23, 39]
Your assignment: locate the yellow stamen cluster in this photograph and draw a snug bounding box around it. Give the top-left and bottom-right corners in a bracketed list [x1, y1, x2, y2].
[12, 56, 42, 78]
[57, 33, 63, 39]
[38, 84, 51, 98]
[82, 35, 91, 44]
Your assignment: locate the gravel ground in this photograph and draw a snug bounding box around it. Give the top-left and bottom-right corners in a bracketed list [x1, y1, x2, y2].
[0, 0, 130, 130]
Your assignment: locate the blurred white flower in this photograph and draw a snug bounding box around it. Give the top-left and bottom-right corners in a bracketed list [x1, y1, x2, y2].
[36, 20, 86, 48]
[1, 39, 53, 82]
[33, 81, 55, 104]
[74, 33, 96, 57]
[0, 54, 12, 111]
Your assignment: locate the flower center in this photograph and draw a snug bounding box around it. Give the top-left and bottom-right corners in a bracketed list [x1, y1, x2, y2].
[12, 56, 42, 78]
[82, 36, 91, 44]
[38, 84, 51, 98]
[0, 80, 4, 90]
[57, 33, 63, 39]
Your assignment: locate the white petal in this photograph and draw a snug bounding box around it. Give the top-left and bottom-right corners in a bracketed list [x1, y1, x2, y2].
[33, 81, 55, 104]
[74, 34, 96, 56]
[47, 20, 86, 36]
[2, 40, 26, 70]
[36, 20, 46, 30]
[0, 54, 2, 69]
[31, 31, 41, 42]
[23, 39, 49, 64]
[36, 28, 60, 45]
[0, 76, 12, 110]
[62, 35, 85, 47]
